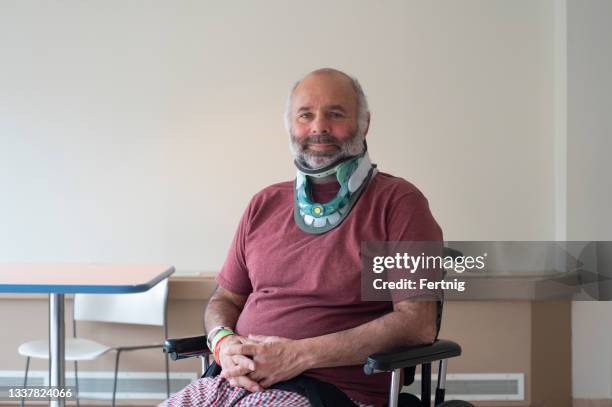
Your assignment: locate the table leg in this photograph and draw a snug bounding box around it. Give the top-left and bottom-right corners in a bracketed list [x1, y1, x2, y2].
[49, 293, 65, 407]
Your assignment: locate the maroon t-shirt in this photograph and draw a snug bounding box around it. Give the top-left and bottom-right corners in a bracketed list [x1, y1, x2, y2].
[217, 171, 443, 406]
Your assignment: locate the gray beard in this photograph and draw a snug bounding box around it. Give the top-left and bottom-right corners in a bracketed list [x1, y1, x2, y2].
[289, 131, 365, 169]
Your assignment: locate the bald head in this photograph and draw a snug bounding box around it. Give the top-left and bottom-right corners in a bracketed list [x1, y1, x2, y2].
[285, 68, 369, 134]
[285, 68, 370, 169]
[306, 67, 355, 79]
[296, 68, 359, 102]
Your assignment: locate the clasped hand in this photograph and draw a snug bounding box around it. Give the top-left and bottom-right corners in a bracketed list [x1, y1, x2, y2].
[217, 334, 307, 392]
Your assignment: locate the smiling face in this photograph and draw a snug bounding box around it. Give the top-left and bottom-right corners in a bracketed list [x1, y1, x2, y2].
[288, 70, 368, 169]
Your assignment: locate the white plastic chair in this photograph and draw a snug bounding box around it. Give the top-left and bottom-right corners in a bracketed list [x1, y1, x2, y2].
[18, 278, 170, 406]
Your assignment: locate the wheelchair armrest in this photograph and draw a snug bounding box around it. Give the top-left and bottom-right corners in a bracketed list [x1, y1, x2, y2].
[163, 335, 210, 361]
[363, 339, 461, 375]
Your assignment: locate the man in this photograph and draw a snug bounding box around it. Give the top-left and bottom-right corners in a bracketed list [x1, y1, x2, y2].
[163, 68, 442, 407]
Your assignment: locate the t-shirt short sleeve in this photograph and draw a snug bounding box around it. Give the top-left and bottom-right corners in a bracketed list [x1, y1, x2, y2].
[216, 201, 254, 296]
[386, 191, 443, 242]
[385, 191, 444, 302]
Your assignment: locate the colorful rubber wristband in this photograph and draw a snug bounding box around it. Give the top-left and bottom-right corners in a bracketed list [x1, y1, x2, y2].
[210, 329, 235, 352]
[206, 326, 228, 350]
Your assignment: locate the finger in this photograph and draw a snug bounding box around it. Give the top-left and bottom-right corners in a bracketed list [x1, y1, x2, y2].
[221, 364, 250, 379]
[247, 334, 268, 342]
[218, 357, 236, 372]
[234, 375, 264, 392]
[248, 334, 279, 342]
[258, 377, 274, 389]
[247, 370, 262, 382]
[236, 343, 258, 356]
[233, 354, 256, 371]
[219, 351, 240, 370]
[221, 356, 255, 378]
[224, 343, 248, 356]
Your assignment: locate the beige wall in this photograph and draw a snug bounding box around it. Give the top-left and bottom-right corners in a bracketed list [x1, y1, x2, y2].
[0, 0, 557, 275]
[566, 0, 612, 399]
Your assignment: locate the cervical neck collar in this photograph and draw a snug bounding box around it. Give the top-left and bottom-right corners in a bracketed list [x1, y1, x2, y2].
[294, 148, 377, 234]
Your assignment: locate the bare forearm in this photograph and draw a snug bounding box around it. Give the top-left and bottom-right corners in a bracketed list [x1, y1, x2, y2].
[204, 298, 240, 332]
[204, 287, 246, 333]
[299, 301, 437, 369]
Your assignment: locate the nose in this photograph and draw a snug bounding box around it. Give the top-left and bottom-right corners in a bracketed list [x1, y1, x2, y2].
[311, 114, 330, 135]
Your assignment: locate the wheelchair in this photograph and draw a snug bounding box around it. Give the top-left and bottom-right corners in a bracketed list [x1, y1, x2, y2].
[163, 248, 474, 407]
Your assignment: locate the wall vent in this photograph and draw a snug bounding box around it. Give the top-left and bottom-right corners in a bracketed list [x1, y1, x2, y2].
[403, 373, 525, 401]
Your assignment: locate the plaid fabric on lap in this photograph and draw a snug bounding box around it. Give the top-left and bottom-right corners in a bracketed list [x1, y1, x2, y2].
[159, 375, 373, 407]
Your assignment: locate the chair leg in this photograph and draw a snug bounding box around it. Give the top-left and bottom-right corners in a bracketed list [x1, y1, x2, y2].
[165, 351, 170, 397]
[421, 363, 431, 407]
[388, 368, 402, 407]
[112, 350, 122, 407]
[435, 359, 448, 405]
[74, 360, 80, 407]
[21, 357, 30, 407]
[111, 349, 121, 407]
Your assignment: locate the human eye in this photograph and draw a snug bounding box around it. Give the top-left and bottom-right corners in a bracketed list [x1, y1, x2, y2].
[298, 112, 313, 120]
[329, 111, 345, 119]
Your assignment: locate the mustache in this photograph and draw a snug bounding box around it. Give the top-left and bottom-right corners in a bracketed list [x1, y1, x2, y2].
[301, 134, 340, 146]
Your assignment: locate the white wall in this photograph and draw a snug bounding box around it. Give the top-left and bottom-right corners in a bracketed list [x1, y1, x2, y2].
[0, 0, 556, 273]
[4, 0, 612, 400]
[566, 0, 612, 399]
